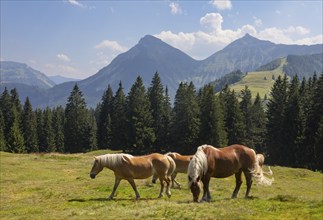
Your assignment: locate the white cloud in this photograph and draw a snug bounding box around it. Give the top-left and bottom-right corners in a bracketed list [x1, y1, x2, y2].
[68, 0, 85, 8]
[56, 53, 71, 62]
[94, 40, 127, 52]
[210, 0, 232, 10]
[169, 2, 182, 15]
[253, 16, 262, 27]
[46, 63, 78, 74]
[200, 13, 223, 33]
[155, 12, 321, 60]
[67, 0, 95, 9]
[94, 40, 128, 67]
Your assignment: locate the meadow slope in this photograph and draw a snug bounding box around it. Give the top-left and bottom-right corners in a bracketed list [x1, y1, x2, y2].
[0, 150, 322, 220]
[229, 58, 286, 99]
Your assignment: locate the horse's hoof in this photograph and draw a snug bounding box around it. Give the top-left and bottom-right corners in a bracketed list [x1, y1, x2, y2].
[135, 196, 140, 200]
[200, 198, 211, 203]
[167, 194, 171, 198]
[107, 196, 114, 200]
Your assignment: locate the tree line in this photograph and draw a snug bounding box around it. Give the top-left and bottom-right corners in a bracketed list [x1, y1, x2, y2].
[0, 72, 322, 170]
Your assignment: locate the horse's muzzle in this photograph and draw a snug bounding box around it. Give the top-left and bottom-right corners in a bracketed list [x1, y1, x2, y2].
[90, 173, 96, 179]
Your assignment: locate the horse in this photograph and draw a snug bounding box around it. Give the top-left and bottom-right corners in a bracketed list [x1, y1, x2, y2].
[164, 152, 193, 188]
[188, 144, 273, 202]
[256, 153, 273, 175]
[90, 153, 176, 200]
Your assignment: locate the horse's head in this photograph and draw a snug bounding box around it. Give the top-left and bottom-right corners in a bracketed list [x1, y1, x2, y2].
[188, 175, 201, 202]
[90, 157, 103, 179]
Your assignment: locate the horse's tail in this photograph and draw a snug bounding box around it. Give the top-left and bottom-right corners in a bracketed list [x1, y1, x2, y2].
[166, 155, 176, 177]
[250, 150, 274, 186]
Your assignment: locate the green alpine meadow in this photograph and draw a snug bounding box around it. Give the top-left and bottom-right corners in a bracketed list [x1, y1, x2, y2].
[1, 150, 322, 220]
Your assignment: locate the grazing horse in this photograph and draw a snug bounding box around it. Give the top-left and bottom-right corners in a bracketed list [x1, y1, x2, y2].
[256, 153, 273, 175]
[188, 144, 273, 202]
[165, 152, 193, 188]
[90, 153, 176, 200]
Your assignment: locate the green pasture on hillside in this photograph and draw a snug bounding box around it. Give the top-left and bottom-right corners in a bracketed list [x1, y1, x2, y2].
[0, 150, 322, 219]
[229, 58, 286, 99]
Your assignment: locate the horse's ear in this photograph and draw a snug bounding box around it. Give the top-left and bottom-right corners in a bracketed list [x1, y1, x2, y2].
[94, 156, 98, 161]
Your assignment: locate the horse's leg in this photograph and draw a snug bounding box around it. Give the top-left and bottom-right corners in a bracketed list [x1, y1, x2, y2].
[171, 172, 181, 188]
[171, 172, 176, 188]
[108, 177, 121, 200]
[127, 179, 140, 200]
[165, 176, 171, 198]
[232, 170, 242, 199]
[244, 171, 253, 198]
[201, 176, 211, 202]
[152, 173, 158, 184]
[158, 177, 165, 198]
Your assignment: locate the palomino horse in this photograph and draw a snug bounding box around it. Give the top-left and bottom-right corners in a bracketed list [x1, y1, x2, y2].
[188, 144, 273, 202]
[256, 153, 273, 175]
[90, 153, 176, 200]
[165, 152, 193, 188]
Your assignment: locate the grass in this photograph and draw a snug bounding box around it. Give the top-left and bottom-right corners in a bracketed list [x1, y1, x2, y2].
[229, 58, 286, 99]
[1, 150, 322, 219]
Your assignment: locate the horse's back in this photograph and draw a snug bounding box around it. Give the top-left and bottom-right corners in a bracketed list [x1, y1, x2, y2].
[203, 144, 256, 178]
[167, 152, 192, 173]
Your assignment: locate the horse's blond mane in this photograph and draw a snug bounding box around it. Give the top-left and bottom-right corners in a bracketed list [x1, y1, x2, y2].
[188, 145, 208, 187]
[250, 150, 273, 186]
[99, 153, 133, 169]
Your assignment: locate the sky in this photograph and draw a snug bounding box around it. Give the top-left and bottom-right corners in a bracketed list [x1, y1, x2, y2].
[1, 0, 322, 79]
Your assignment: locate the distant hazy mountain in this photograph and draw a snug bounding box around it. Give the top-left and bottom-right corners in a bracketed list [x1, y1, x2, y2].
[0, 61, 55, 89]
[1, 35, 322, 108]
[43, 35, 199, 107]
[196, 34, 322, 86]
[48, 75, 80, 84]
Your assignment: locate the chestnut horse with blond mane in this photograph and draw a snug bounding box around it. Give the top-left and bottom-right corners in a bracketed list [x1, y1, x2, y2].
[188, 144, 273, 202]
[90, 153, 176, 200]
[165, 152, 193, 188]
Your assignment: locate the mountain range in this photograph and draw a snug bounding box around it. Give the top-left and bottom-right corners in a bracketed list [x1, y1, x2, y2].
[1, 34, 322, 108]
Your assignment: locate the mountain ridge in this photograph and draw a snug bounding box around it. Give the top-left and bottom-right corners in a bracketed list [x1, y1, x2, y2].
[1, 34, 322, 108]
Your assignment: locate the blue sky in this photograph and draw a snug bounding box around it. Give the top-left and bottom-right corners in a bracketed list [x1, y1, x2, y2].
[1, 0, 322, 79]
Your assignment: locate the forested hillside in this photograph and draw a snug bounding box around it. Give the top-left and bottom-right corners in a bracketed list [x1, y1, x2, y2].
[0, 73, 322, 170]
[283, 53, 323, 79]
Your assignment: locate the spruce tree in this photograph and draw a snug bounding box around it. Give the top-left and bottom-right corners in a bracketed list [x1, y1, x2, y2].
[220, 86, 245, 145]
[148, 72, 165, 151]
[284, 76, 306, 167]
[251, 93, 267, 153]
[84, 110, 98, 151]
[0, 111, 6, 151]
[0, 88, 15, 143]
[43, 108, 55, 152]
[10, 88, 22, 116]
[22, 97, 38, 152]
[172, 82, 200, 153]
[240, 86, 253, 147]
[97, 85, 113, 149]
[126, 76, 155, 154]
[35, 109, 45, 151]
[111, 82, 127, 151]
[7, 110, 25, 153]
[52, 106, 65, 152]
[266, 75, 288, 165]
[199, 84, 227, 147]
[311, 74, 323, 170]
[160, 86, 173, 152]
[64, 84, 89, 153]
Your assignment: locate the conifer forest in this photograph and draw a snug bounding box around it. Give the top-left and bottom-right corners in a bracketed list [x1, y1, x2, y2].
[0, 72, 322, 171]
